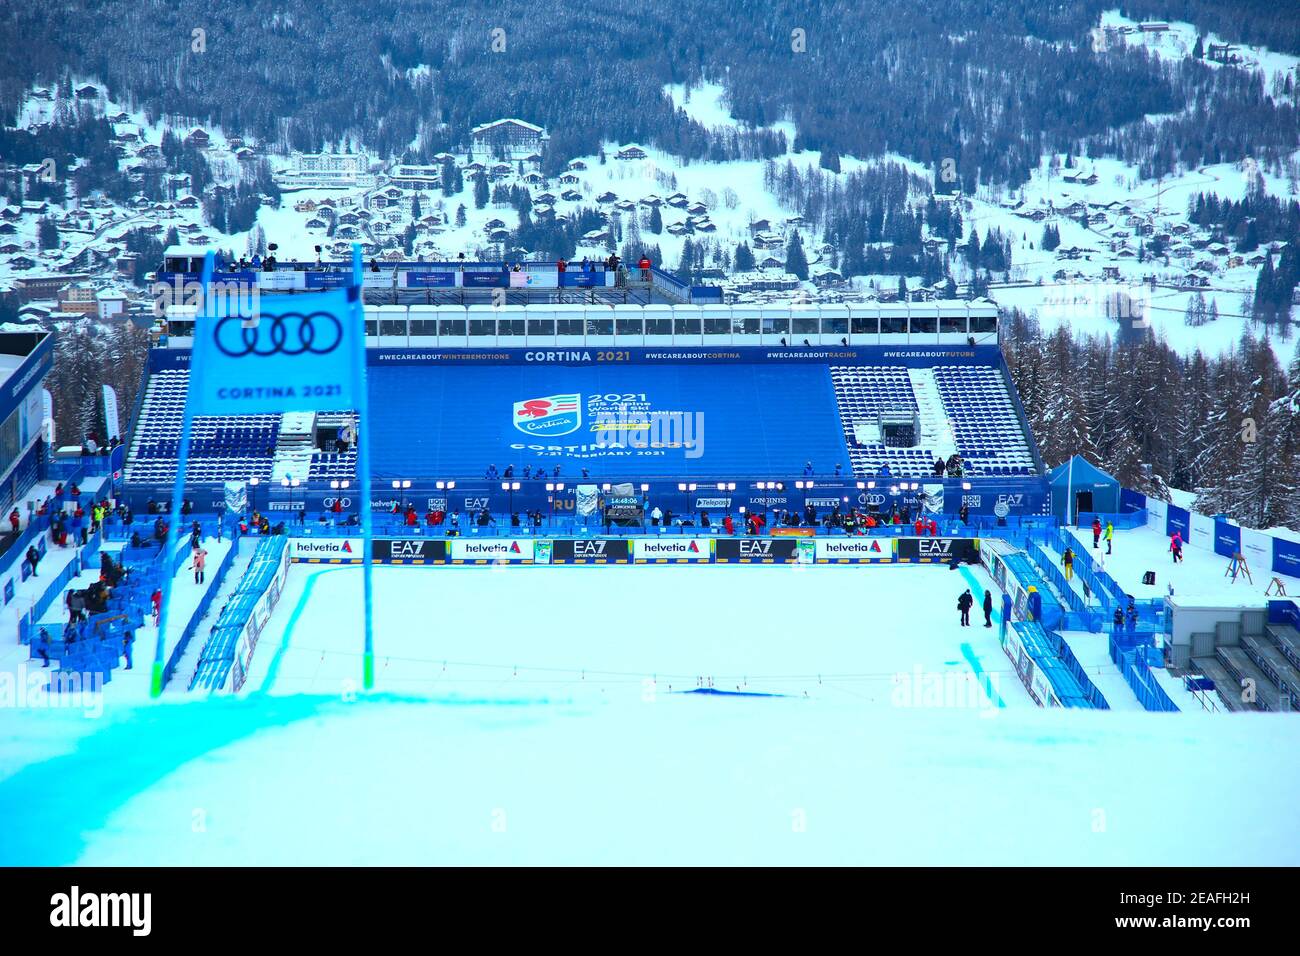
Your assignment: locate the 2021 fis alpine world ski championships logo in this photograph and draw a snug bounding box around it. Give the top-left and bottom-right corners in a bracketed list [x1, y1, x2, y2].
[513, 394, 580, 437]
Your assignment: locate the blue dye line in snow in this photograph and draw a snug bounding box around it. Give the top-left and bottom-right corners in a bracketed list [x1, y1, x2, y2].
[960, 642, 1006, 709]
[258, 566, 340, 695]
[673, 687, 792, 698]
[958, 564, 1006, 709]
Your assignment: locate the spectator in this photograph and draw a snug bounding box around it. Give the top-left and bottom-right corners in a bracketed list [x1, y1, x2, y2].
[638, 255, 651, 281]
[7, 507, 18, 534]
[26, 545, 40, 577]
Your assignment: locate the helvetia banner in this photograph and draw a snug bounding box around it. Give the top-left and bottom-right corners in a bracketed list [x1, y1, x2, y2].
[187, 253, 362, 416]
[633, 538, 712, 561]
[815, 538, 893, 561]
[450, 538, 536, 562]
[291, 538, 364, 560]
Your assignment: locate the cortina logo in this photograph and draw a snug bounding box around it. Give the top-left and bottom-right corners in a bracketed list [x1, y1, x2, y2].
[513, 394, 581, 437]
[213, 311, 343, 357]
[50, 886, 151, 936]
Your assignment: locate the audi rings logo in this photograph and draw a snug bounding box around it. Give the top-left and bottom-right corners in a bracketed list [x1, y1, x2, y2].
[213, 311, 344, 357]
[322, 496, 352, 509]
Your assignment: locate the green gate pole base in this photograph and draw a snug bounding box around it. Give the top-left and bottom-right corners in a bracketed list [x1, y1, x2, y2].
[363, 653, 374, 690]
[150, 662, 164, 698]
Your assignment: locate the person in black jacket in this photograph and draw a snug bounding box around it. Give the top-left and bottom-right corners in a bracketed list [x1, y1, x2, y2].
[957, 588, 974, 627]
[25, 545, 40, 577]
[982, 589, 994, 628]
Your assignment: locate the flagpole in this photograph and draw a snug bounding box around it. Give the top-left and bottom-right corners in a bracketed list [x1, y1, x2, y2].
[351, 244, 376, 689]
[151, 251, 211, 697]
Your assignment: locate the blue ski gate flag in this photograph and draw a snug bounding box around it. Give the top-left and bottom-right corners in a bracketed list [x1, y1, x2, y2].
[187, 264, 360, 415]
[150, 245, 377, 697]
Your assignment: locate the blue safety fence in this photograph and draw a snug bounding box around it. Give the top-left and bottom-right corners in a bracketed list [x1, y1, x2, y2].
[162, 534, 241, 687]
[17, 532, 102, 645]
[1024, 539, 1106, 631]
[21, 535, 196, 689]
[190, 536, 288, 692]
[1047, 631, 1110, 709]
[1109, 631, 1179, 712]
[1010, 622, 1102, 708]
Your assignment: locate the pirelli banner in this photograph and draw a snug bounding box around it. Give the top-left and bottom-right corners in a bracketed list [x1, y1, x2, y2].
[553, 538, 630, 563]
[373, 538, 448, 564]
[714, 537, 800, 563]
[896, 537, 981, 565]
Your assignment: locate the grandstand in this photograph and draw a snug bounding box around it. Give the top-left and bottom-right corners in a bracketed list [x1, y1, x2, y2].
[126, 295, 1046, 515]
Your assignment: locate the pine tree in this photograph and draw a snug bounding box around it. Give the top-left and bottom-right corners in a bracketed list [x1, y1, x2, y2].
[648, 205, 662, 235]
[733, 241, 755, 272]
[786, 231, 809, 280]
[474, 174, 489, 209]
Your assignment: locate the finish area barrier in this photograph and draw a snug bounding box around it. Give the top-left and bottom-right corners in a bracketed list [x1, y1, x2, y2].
[288, 536, 982, 566]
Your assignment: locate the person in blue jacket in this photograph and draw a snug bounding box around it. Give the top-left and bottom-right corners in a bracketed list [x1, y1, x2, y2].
[1027, 586, 1042, 623]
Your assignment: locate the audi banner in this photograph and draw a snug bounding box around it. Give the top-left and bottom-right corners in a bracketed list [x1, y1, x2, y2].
[372, 539, 447, 563]
[714, 538, 800, 562]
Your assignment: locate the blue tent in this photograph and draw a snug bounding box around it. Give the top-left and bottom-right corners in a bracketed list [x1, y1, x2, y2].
[1048, 455, 1120, 522]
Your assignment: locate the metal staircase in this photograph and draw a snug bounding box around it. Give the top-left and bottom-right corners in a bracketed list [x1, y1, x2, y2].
[270, 412, 316, 484]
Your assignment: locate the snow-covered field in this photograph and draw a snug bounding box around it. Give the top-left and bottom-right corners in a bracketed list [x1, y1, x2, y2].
[2, 557, 1299, 865]
[1063, 522, 1283, 604]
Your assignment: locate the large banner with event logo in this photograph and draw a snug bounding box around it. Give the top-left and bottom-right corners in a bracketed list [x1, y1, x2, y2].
[187, 267, 362, 416]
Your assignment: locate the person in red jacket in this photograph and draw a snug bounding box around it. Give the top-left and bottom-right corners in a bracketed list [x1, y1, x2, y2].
[913, 517, 924, 535]
[928, 518, 938, 536]
[405, 507, 419, 527]
[426, 509, 437, 526]
[1092, 516, 1103, 549]
[556, 258, 567, 274]
[638, 255, 651, 281]
[722, 514, 735, 535]
[151, 588, 162, 627]
[331, 497, 343, 516]
[8, 508, 18, 533]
